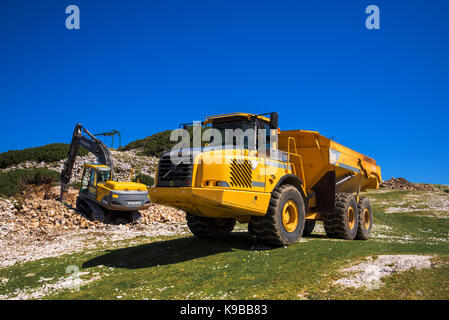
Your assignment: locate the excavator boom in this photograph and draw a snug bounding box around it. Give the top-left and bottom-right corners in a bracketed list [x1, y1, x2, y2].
[60, 124, 114, 200]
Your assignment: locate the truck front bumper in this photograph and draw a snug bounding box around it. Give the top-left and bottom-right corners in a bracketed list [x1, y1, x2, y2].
[148, 187, 270, 218]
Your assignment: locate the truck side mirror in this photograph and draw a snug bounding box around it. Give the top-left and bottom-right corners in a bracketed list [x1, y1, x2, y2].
[270, 112, 279, 129]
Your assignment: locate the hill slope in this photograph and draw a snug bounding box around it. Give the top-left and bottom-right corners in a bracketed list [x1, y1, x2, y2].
[0, 144, 89, 169]
[121, 130, 176, 157]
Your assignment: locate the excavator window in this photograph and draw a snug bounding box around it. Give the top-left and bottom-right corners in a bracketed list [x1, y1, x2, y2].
[97, 169, 111, 183]
[87, 169, 97, 197]
[80, 167, 92, 193]
[89, 169, 96, 185]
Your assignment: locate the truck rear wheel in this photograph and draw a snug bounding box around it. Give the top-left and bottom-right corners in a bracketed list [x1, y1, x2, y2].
[186, 214, 236, 238]
[302, 220, 316, 236]
[356, 196, 373, 240]
[250, 184, 305, 246]
[324, 193, 359, 240]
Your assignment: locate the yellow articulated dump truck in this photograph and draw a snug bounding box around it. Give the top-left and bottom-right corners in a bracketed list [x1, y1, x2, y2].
[149, 112, 381, 245]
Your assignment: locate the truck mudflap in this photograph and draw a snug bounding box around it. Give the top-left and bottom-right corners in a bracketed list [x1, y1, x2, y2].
[149, 187, 271, 219]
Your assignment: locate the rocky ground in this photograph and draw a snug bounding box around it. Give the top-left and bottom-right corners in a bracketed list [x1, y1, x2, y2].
[334, 255, 435, 289]
[1, 184, 185, 235]
[0, 147, 191, 270]
[0, 182, 187, 268]
[0, 149, 158, 185]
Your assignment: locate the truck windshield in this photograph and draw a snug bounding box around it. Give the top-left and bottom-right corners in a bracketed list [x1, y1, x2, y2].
[211, 120, 256, 149]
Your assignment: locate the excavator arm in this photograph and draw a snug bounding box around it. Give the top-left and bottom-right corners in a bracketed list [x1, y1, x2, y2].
[60, 124, 114, 200]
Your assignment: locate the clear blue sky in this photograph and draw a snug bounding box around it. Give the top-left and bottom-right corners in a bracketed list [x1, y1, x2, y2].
[1, 1, 448, 184]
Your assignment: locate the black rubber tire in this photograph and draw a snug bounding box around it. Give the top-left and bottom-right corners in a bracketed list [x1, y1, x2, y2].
[247, 221, 255, 236]
[323, 193, 359, 240]
[250, 184, 306, 246]
[302, 220, 316, 236]
[356, 196, 373, 240]
[186, 213, 236, 238]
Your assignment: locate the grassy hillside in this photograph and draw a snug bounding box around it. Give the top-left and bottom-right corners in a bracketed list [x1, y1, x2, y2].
[0, 143, 89, 169]
[121, 127, 208, 157]
[121, 130, 176, 157]
[0, 189, 448, 300]
[0, 168, 60, 197]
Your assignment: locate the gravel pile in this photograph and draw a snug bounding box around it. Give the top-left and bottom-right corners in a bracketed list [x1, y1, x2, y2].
[380, 177, 437, 192]
[0, 184, 185, 238]
[0, 148, 190, 270]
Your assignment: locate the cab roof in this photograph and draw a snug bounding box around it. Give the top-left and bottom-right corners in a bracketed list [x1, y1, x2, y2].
[204, 112, 270, 124]
[84, 163, 111, 170]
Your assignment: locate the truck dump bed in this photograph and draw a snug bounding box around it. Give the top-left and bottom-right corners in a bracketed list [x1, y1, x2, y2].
[278, 130, 381, 194]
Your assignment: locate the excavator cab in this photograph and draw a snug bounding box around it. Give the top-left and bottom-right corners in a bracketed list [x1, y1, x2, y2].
[79, 164, 111, 194]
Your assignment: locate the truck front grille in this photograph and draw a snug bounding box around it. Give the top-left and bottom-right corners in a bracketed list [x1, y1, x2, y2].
[229, 159, 252, 188]
[156, 153, 193, 187]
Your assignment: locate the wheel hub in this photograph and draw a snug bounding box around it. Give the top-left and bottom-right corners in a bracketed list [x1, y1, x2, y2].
[363, 208, 370, 230]
[282, 200, 299, 232]
[347, 207, 355, 229]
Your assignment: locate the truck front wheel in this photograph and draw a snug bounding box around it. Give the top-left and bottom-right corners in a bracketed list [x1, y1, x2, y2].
[186, 214, 236, 238]
[250, 184, 306, 246]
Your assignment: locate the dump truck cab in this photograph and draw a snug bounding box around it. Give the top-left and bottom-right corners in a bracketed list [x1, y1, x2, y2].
[149, 112, 381, 245]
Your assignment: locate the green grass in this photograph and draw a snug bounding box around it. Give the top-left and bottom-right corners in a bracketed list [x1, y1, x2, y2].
[1, 190, 448, 300]
[0, 168, 60, 197]
[120, 130, 176, 157]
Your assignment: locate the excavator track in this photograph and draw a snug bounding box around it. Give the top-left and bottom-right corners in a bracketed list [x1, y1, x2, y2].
[76, 196, 105, 222]
[76, 197, 142, 223]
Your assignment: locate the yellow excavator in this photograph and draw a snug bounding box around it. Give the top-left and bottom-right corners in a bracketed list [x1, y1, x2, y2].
[60, 124, 151, 222]
[149, 112, 381, 245]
